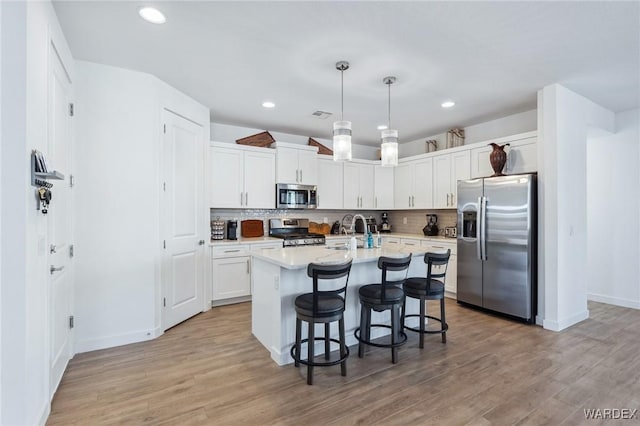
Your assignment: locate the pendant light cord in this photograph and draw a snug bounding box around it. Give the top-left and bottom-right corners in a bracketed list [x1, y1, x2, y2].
[387, 81, 391, 129]
[341, 69, 344, 121]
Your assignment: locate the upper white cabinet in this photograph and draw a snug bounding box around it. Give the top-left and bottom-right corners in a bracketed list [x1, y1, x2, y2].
[317, 156, 344, 209]
[210, 143, 275, 208]
[374, 165, 394, 210]
[433, 150, 470, 209]
[272, 142, 318, 185]
[470, 133, 537, 178]
[394, 157, 433, 209]
[344, 161, 375, 209]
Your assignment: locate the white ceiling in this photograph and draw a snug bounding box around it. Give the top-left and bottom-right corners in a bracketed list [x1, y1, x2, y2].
[52, 1, 640, 146]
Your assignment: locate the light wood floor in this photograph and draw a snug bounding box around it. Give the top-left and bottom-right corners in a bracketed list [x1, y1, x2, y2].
[48, 300, 640, 425]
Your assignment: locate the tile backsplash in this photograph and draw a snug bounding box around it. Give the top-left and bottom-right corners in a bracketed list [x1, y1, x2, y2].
[210, 209, 381, 235]
[210, 208, 458, 237]
[387, 210, 457, 236]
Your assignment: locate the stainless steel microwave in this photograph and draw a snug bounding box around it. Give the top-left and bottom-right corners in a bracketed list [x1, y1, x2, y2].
[276, 183, 317, 209]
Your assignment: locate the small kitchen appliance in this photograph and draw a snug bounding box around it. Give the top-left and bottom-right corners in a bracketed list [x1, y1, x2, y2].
[331, 221, 341, 234]
[227, 220, 238, 240]
[422, 214, 439, 236]
[269, 218, 326, 247]
[275, 183, 317, 209]
[355, 217, 377, 234]
[444, 226, 457, 238]
[380, 212, 391, 233]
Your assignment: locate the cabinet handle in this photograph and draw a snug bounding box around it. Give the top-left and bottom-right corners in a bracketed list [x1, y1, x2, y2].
[446, 193, 450, 206]
[198, 240, 205, 245]
[245, 192, 249, 206]
[224, 249, 241, 253]
[300, 169, 303, 182]
[246, 259, 250, 274]
[409, 196, 411, 207]
[240, 192, 244, 206]
[412, 195, 415, 207]
[375, 197, 377, 208]
[451, 192, 455, 206]
[432, 245, 445, 249]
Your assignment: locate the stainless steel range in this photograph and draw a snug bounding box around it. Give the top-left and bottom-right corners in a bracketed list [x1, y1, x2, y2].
[269, 218, 325, 247]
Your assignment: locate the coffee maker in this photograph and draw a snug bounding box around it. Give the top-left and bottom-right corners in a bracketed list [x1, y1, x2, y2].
[227, 220, 238, 240]
[422, 214, 439, 236]
[380, 212, 391, 233]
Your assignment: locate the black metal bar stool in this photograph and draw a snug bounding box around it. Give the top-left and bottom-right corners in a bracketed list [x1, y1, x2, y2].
[290, 260, 352, 385]
[354, 254, 412, 364]
[402, 250, 451, 348]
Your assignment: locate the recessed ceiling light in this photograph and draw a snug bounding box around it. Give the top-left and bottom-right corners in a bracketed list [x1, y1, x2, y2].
[441, 101, 455, 108]
[262, 101, 275, 108]
[139, 7, 166, 24]
[377, 125, 388, 130]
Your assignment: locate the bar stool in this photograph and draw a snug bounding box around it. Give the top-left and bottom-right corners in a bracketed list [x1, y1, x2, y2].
[354, 254, 412, 364]
[290, 260, 352, 385]
[402, 250, 451, 348]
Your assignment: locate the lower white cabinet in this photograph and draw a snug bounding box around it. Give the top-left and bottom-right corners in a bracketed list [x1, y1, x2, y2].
[421, 240, 457, 295]
[211, 246, 251, 303]
[211, 242, 282, 306]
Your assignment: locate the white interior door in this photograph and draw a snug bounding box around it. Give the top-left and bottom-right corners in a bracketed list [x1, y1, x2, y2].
[49, 44, 74, 395]
[162, 110, 205, 330]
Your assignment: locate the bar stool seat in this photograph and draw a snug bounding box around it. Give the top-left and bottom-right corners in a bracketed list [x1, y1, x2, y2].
[290, 260, 353, 385]
[402, 250, 451, 349]
[354, 255, 412, 364]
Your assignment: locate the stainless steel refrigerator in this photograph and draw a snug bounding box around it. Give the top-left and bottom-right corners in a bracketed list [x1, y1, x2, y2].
[456, 174, 537, 322]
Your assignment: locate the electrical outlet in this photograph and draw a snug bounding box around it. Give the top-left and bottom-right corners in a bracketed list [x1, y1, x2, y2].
[323, 217, 328, 223]
[403, 217, 407, 225]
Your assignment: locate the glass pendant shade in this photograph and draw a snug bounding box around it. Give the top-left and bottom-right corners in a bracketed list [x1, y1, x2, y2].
[333, 120, 352, 161]
[381, 129, 398, 167]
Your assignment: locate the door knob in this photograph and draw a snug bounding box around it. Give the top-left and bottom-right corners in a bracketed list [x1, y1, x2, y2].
[50, 265, 64, 275]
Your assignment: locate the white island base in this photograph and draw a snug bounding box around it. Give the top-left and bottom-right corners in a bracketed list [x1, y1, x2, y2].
[251, 245, 427, 366]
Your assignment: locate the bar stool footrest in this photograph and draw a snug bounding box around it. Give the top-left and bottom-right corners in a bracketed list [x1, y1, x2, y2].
[290, 337, 349, 367]
[354, 324, 408, 348]
[404, 314, 449, 334]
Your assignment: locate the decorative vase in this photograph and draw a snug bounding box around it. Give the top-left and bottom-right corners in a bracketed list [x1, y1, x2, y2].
[489, 143, 510, 176]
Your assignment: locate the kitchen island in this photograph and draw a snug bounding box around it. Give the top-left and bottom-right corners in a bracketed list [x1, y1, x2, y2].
[251, 244, 427, 365]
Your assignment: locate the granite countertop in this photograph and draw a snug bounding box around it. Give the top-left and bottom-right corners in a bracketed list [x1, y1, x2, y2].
[251, 244, 425, 270]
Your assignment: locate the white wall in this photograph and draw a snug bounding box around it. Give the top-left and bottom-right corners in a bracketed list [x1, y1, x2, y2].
[538, 84, 615, 331]
[74, 62, 161, 352]
[587, 108, 640, 308]
[210, 122, 379, 160]
[74, 61, 210, 353]
[399, 109, 537, 157]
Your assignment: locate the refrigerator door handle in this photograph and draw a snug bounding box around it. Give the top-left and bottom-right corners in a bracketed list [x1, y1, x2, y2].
[477, 196, 483, 261]
[481, 196, 488, 261]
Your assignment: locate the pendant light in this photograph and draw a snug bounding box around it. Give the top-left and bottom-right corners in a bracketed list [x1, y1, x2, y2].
[333, 61, 352, 162]
[381, 76, 398, 167]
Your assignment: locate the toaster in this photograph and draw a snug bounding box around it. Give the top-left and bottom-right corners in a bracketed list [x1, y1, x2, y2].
[444, 226, 457, 238]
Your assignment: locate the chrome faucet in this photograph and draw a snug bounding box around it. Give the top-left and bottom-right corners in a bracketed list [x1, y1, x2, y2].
[350, 213, 368, 234]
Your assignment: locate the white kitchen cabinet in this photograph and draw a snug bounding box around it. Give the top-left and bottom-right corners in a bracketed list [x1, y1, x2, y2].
[272, 143, 318, 185]
[374, 165, 394, 209]
[470, 134, 537, 178]
[394, 157, 433, 209]
[211, 246, 251, 303]
[317, 156, 343, 209]
[210, 143, 275, 208]
[343, 161, 374, 209]
[433, 150, 470, 209]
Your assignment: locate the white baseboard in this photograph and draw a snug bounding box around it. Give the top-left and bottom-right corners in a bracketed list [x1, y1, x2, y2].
[588, 293, 640, 309]
[75, 327, 159, 354]
[543, 309, 590, 331]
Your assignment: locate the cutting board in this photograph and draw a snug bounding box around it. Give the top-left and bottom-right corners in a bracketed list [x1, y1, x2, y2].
[241, 220, 264, 237]
[308, 222, 331, 235]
